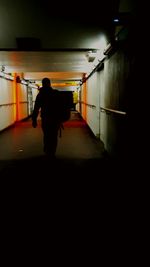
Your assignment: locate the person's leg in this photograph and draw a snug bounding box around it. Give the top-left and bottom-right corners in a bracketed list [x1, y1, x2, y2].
[42, 122, 60, 157]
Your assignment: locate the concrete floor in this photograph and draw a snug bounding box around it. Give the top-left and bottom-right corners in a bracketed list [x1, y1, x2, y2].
[0, 111, 110, 177]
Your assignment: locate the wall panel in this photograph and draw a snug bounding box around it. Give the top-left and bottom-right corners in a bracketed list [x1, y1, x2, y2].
[0, 78, 16, 131]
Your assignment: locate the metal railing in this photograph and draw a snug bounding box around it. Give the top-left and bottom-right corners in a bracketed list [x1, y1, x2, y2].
[100, 106, 126, 115]
[19, 101, 28, 104]
[0, 103, 16, 107]
[79, 101, 96, 109]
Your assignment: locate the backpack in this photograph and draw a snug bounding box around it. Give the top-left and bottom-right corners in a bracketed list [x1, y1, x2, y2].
[58, 91, 73, 123]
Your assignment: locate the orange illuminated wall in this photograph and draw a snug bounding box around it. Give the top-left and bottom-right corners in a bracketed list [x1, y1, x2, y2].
[82, 82, 87, 120]
[12, 73, 23, 121]
[12, 73, 17, 120]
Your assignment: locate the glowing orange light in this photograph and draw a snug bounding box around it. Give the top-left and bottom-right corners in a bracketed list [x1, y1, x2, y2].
[12, 73, 17, 121]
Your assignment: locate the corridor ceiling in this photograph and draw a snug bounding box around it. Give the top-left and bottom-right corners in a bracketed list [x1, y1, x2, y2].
[0, 0, 120, 88]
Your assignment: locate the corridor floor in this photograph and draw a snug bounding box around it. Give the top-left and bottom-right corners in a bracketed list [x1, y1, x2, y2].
[0, 111, 111, 179]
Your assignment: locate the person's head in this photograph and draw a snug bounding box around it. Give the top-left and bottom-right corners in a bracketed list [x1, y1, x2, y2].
[42, 77, 51, 87]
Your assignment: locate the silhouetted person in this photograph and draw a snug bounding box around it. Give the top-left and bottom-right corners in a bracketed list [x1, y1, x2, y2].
[32, 77, 61, 158]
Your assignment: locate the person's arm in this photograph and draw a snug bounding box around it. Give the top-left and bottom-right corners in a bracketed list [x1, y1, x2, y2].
[32, 93, 41, 128]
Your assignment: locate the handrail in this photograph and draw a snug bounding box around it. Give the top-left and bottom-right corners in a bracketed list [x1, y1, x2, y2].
[19, 101, 28, 104]
[0, 103, 16, 107]
[100, 107, 126, 115]
[79, 101, 96, 109]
